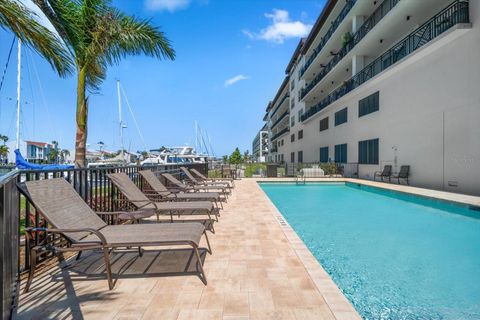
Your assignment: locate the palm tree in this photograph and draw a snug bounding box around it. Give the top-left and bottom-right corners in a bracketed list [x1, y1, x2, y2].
[0, 145, 9, 163]
[34, 0, 175, 167]
[0, 135, 8, 146]
[0, 0, 72, 76]
[60, 149, 70, 163]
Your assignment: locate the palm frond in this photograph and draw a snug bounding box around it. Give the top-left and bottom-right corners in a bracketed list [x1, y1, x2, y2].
[0, 0, 73, 76]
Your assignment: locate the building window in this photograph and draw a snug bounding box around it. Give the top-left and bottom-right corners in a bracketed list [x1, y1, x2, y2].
[291, 134, 295, 142]
[319, 117, 329, 131]
[335, 107, 348, 126]
[334, 143, 347, 163]
[298, 151, 303, 163]
[290, 79, 295, 91]
[298, 130, 303, 140]
[359, 91, 379, 117]
[291, 115, 295, 127]
[358, 138, 379, 164]
[291, 99, 295, 110]
[298, 109, 303, 120]
[291, 152, 295, 163]
[320, 146, 329, 163]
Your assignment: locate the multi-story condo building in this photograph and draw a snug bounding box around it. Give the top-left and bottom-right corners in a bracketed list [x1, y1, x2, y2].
[252, 124, 269, 162]
[263, 0, 479, 195]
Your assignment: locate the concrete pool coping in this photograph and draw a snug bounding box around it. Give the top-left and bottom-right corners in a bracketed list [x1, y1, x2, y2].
[256, 177, 480, 207]
[254, 179, 361, 319]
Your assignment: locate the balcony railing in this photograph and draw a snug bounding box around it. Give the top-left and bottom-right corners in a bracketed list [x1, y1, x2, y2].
[301, 0, 358, 77]
[300, 0, 400, 100]
[271, 127, 290, 141]
[301, 0, 469, 122]
[270, 110, 290, 130]
[269, 93, 290, 119]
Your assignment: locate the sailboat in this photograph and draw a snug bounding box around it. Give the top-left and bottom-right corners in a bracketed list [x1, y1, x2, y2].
[13, 39, 73, 170]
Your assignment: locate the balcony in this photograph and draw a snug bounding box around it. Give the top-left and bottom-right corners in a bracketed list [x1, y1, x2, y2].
[271, 127, 290, 141]
[301, 0, 358, 77]
[269, 93, 290, 119]
[301, 0, 469, 122]
[270, 110, 290, 131]
[300, 0, 400, 100]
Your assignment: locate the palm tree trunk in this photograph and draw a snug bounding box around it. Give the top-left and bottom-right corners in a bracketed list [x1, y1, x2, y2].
[75, 67, 88, 167]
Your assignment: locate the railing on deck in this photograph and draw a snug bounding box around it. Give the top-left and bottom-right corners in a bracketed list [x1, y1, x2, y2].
[0, 162, 208, 319]
[300, 0, 400, 100]
[301, 0, 358, 77]
[301, 0, 469, 122]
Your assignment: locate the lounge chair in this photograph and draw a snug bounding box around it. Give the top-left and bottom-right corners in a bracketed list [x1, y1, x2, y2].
[374, 165, 392, 182]
[180, 167, 231, 191]
[163, 172, 229, 198]
[18, 178, 210, 291]
[139, 170, 224, 209]
[392, 165, 410, 185]
[190, 168, 235, 188]
[107, 172, 218, 231]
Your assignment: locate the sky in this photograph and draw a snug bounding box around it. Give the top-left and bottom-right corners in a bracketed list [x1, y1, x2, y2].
[0, 0, 326, 157]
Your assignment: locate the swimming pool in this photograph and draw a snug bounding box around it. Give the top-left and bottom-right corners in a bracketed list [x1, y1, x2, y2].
[260, 182, 480, 319]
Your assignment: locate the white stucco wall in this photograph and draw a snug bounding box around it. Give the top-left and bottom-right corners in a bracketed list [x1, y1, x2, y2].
[277, 2, 480, 195]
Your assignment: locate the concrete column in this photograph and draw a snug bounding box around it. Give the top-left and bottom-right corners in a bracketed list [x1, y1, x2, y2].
[352, 55, 365, 76]
[352, 15, 364, 33]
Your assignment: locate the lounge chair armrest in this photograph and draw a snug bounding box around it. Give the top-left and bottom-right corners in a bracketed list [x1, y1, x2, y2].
[24, 227, 107, 245]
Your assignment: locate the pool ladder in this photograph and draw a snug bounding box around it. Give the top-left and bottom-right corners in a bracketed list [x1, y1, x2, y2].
[295, 173, 306, 185]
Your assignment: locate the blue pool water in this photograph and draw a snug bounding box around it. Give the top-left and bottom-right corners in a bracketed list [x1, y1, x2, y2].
[260, 182, 480, 319]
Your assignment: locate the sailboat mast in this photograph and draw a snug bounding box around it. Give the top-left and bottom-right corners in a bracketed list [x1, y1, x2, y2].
[15, 39, 21, 150]
[117, 80, 124, 161]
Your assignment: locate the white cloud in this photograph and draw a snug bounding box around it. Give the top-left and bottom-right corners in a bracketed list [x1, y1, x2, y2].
[243, 9, 312, 44]
[224, 75, 249, 87]
[145, 0, 191, 12]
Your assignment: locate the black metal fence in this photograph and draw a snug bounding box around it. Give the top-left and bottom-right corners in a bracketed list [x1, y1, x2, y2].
[284, 162, 358, 178]
[0, 162, 207, 319]
[1, 172, 19, 320]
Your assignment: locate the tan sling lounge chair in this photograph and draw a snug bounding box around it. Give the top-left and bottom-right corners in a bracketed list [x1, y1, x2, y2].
[180, 167, 231, 190]
[107, 172, 218, 230]
[19, 178, 210, 291]
[190, 168, 235, 187]
[139, 170, 224, 209]
[162, 172, 229, 198]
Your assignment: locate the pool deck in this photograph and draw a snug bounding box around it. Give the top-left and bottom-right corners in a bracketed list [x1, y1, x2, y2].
[17, 177, 479, 319]
[17, 178, 360, 320]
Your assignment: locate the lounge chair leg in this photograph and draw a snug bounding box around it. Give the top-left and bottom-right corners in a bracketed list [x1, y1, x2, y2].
[102, 247, 114, 290]
[138, 247, 143, 257]
[193, 245, 207, 285]
[76, 251, 82, 260]
[24, 248, 37, 293]
[204, 230, 212, 254]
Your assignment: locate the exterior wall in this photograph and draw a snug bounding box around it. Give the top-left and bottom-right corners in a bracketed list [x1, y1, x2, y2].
[263, 0, 479, 195]
[282, 4, 479, 195]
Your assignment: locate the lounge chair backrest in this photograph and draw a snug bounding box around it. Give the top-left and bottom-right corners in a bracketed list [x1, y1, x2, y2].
[107, 172, 154, 209]
[190, 168, 207, 180]
[383, 165, 392, 175]
[139, 170, 168, 193]
[399, 165, 410, 178]
[162, 173, 186, 188]
[180, 167, 198, 183]
[22, 178, 107, 242]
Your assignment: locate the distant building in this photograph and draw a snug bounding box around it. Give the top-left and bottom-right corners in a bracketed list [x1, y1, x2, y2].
[8, 140, 55, 164]
[24, 141, 54, 163]
[252, 124, 269, 162]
